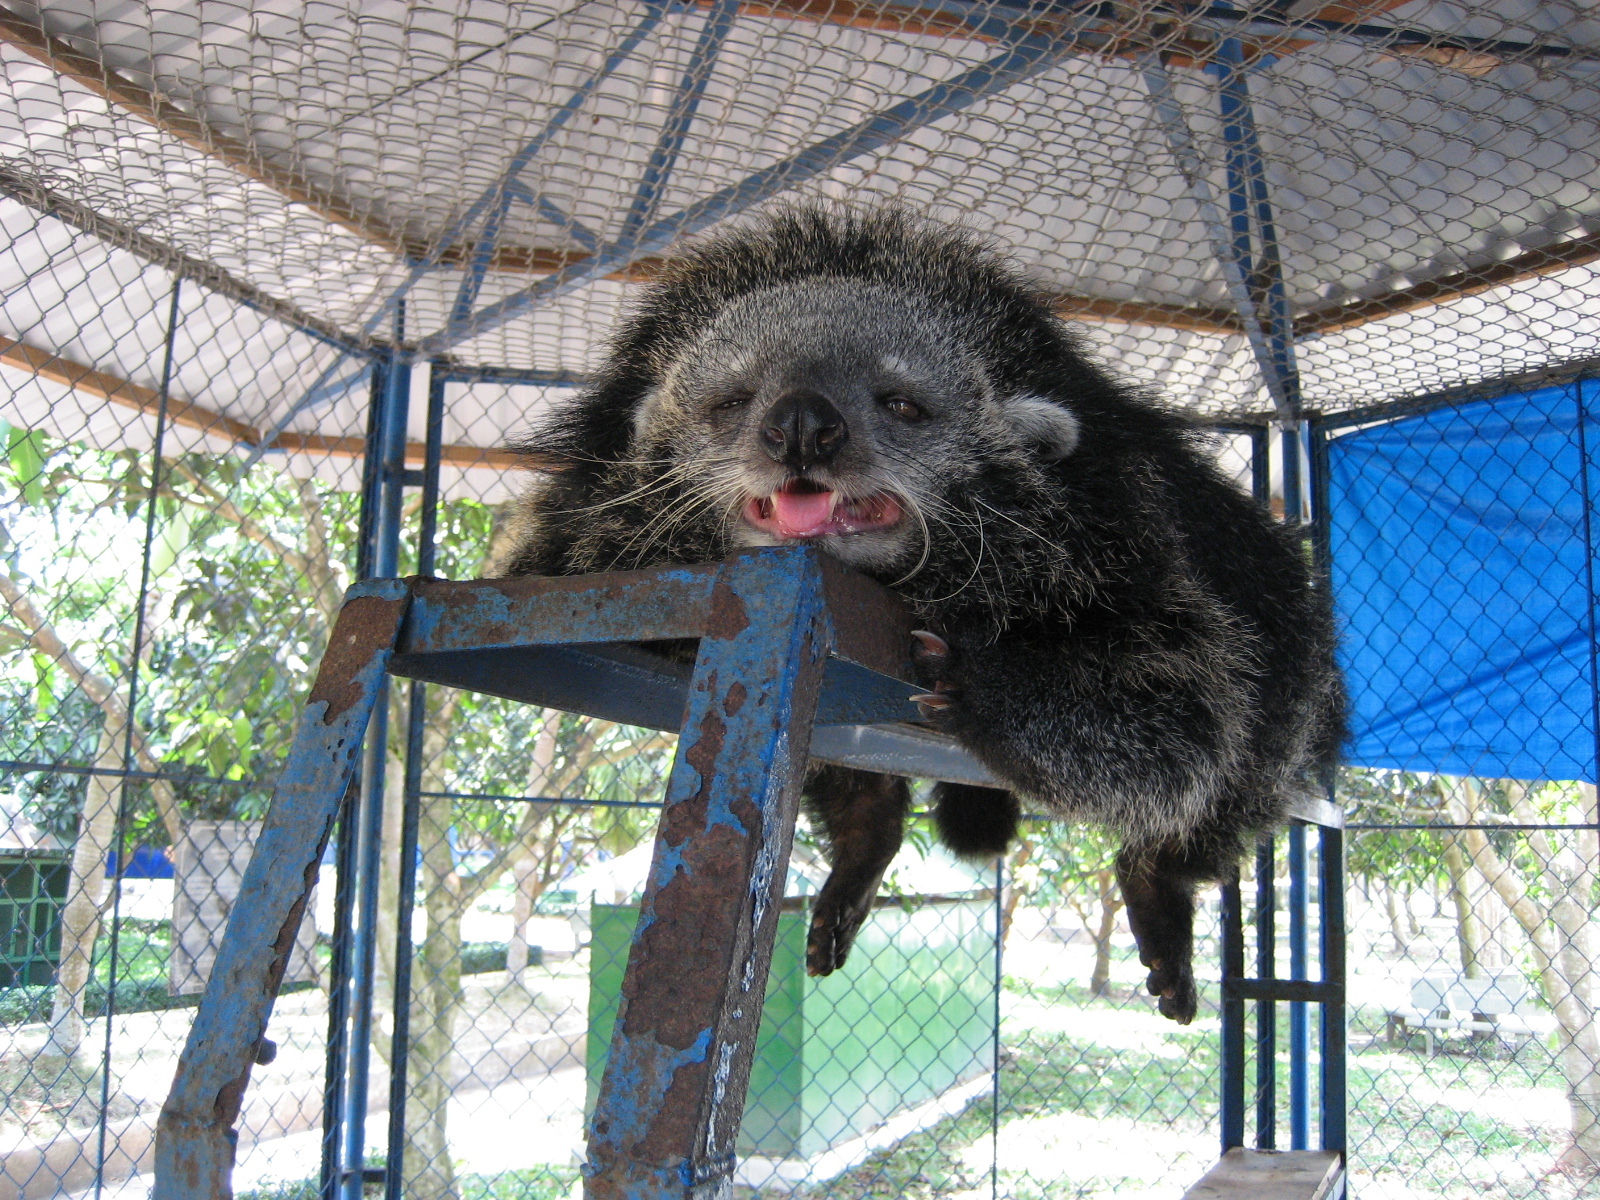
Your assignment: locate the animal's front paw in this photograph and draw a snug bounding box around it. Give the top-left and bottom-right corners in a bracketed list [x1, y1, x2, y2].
[1143, 956, 1198, 1025]
[909, 630, 962, 726]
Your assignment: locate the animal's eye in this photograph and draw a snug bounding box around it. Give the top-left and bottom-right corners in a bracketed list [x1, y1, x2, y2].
[880, 394, 925, 421]
[713, 391, 753, 411]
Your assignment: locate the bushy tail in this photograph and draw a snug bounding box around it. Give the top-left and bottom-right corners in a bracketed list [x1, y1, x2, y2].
[932, 783, 1020, 859]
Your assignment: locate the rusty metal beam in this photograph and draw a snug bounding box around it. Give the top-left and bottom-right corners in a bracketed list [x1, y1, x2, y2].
[0, 8, 413, 257]
[1051, 293, 1244, 334]
[1296, 230, 1600, 337]
[153, 580, 411, 1200]
[0, 335, 545, 469]
[582, 548, 833, 1199]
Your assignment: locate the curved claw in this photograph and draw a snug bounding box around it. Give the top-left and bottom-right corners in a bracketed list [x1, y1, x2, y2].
[909, 693, 952, 709]
[910, 629, 950, 659]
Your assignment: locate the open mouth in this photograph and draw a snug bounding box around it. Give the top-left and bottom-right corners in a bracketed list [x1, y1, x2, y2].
[743, 478, 904, 540]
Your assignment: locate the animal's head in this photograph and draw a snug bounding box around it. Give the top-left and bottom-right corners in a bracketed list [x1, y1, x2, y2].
[518, 207, 1116, 596]
[625, 274, 1080, 574]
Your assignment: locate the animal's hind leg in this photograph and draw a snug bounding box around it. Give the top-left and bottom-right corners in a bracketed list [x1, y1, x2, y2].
[1115, 836, 1236, 1025]
[803, 765, 908, 977]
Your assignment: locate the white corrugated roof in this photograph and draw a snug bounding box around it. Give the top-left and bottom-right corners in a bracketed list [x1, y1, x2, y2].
[1, 0, 1598, 494]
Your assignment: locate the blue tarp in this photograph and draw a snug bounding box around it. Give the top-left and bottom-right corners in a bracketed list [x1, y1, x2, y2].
[1325, 380, 1600, 783]
[106, 844, 175, 879]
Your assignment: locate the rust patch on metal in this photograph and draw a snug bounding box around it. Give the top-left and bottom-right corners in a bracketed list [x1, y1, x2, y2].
[635, 1051, 714, 1165]
[704, 579, 750, 640]
[723, 681, 747, 717]
[307, 595, 404, 721]
[662, 700, 724, 848]
[621, 826, 748, 1048]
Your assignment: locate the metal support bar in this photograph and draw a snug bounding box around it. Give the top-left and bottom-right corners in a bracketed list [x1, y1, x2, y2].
[582, 549, 833, 1199]
[382, 360, 447, 1200]
[241, 358, 374, 473]
[153, 581, 412, 1200]
[1138, 57, 1293, 422]
[429, 22, 1083, 351]
[335, 315, 411, 1200]
[1254, 836, 1277, 1150]
[1210, 39, 1301, 418]
[620, 0, 740, 238]
[1225, 979, 1342, 1004]
[1287, 820, 1310, 1150]
[1318, 825, 1347, 1154]
[427, 7, 666, 333]
[1139, 53, 1302, 425]
[1219, 872, 1247, 1151]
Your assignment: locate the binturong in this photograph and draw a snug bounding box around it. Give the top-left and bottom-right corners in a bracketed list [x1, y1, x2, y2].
[502, 205, 1346, 1023]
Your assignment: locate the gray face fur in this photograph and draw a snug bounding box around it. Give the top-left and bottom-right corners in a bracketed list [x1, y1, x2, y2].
[627, 278, 1081, 573]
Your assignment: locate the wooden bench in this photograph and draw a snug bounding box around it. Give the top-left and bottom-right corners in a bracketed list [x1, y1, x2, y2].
[1183, 1149, 1343, 1200]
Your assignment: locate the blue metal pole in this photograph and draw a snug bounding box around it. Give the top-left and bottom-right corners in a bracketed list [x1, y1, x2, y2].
[1288, 821, 1310, 1150]
[156, 581, 412, 1200]
[430, 20, 1086, 352]
[383, 359, 443, 1200]
[340, 309, 411, 1200]
[1220, 871, 1247, 1151]
[582, 548, 832, 1199]
[1318, 823, 1347, 1154]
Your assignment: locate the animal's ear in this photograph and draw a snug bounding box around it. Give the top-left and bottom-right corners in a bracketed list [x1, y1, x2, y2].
[631, 387, 665, 445]
[1002, 395, 1080, 461]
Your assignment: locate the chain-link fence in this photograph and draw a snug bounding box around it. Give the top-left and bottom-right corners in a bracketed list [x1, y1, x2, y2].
[4, 1, 1600, 1198]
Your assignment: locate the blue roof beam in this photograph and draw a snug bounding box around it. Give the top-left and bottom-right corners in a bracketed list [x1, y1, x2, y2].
[620, 0, 742, 240]
[426, 15, 1106, 353]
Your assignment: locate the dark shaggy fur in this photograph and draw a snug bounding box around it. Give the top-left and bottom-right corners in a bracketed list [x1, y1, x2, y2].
[503, 206, 1345, 1022]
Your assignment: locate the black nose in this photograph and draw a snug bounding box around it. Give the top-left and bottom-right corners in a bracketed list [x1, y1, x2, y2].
[759, 390, 849, 469]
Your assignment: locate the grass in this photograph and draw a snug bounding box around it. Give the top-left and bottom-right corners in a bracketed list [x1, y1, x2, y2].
[234, 1166, 580, 1200]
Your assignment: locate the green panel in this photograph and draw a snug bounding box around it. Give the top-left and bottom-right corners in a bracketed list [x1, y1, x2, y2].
[587, 897, 995, 1162]
[797, 899, 995, 1156]
[0, 853, 70, 990]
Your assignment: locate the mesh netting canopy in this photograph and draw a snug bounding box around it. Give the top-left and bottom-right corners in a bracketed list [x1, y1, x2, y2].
[1, 0, 1598, 497]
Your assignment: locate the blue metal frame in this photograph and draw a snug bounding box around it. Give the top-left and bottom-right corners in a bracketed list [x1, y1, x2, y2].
[426, 19, 1089, 352]
[324, 309, 415, 1200]
[153, 543, 956, 1200]
[154, 578, 412, 1200]
[1215, 406, 1347, 1171]
[436, 7, 668, 335]
[619, 0, 740, 240]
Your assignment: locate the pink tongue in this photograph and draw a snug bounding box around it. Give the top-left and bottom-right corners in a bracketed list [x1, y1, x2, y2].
[770, 489, 836, 537]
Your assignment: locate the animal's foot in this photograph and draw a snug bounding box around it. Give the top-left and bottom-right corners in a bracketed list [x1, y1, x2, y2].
[806, 888, 873, 977]
[909, 630, 961, 724]
[1142, 955, 1198, 1025]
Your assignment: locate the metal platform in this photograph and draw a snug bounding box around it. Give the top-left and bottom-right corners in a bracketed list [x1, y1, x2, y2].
[150, 546, 993, 1200]
[150, 543, 1347, 1200]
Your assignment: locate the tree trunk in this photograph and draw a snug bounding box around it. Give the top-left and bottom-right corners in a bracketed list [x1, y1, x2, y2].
[999, 839, 1033, 948]
[1088, 870, 1123, 997]
[45, 720, 122, 1061]
[1455, 789, 1600, 1175]
[509, 719, 561, 977]
[1442, 837, 1485, 979]
[506, 854, 539, 978]
[1383, 879, 1408, 959]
